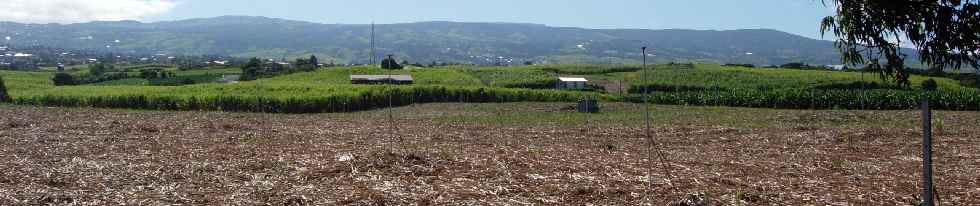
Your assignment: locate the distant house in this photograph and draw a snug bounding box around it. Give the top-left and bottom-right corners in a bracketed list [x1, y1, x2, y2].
[558, 77, 588, 90]
[220, 73, 241, 83]
[350, 75, 413, 85]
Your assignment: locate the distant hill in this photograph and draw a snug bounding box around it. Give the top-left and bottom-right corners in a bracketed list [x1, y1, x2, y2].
[0, 16, 859, 65]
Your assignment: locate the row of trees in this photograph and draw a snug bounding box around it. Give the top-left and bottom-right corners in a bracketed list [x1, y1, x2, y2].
[51, 63, 127, 86]
[139, 69, 177, 79]
[50, 63, 178, 86]
[240, 55, 320, 81]
[51, 72, 131, 86]
[237, 54, 467, 81]
[88, 63, 113, 76]
[237, 54, 453, 81]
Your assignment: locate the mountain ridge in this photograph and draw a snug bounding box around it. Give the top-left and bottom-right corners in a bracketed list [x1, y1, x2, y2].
[0, 16, 851, 65]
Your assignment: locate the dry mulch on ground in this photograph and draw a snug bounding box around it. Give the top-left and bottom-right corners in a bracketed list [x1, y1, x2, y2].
[0, 106, 978, 205]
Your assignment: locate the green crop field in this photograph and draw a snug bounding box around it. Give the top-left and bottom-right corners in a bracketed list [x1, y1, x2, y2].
[624, 64, 966, 92]
[1, 64, 978, 113]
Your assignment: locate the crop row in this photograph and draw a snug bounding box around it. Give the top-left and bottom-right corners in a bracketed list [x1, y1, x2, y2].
[626, 89, 980, 110]
[13, 86, 599, 113]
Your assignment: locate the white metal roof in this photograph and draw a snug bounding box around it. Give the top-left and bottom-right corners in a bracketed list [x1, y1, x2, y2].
[559, 77, 588, 82]
[350, 75, 414, 81]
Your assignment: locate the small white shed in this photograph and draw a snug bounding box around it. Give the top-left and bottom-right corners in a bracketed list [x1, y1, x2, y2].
[559, 77, 588, 90]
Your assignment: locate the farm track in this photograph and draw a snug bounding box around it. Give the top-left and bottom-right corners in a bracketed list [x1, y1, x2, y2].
[0, 105, 978, 205]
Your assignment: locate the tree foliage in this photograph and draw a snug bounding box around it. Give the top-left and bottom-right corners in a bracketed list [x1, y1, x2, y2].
[309, 55, 319, 67]
[52, 73, 76, 86]
[381, 55, 403, 70]
[294, 56, 318, 72]
[88, 63, 112, 76]
[821, 0, 980, 86]
[140, 69, 174, 79]
[241, 58, 263, 81]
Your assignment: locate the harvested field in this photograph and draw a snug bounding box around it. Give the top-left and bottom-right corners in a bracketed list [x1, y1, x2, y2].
[0, 103, 978, 205]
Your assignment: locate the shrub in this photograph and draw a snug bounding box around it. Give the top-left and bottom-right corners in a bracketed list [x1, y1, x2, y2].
[140, 69, 163, 79]
[922, 79, 938, 91]
[89, 63, 109, 76]
[240, 58, 262, 81]
[52, 73, 75, 86]
[0, 76, 10, 102]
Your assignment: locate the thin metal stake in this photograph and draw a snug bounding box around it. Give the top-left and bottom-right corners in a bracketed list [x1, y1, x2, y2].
[642, 47, 654, 188]
[642, 47, 673, 193]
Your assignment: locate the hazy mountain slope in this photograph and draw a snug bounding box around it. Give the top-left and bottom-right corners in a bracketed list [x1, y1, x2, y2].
[0, 16, 851, 65]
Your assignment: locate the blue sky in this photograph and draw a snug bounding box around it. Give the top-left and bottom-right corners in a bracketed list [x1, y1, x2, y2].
[2, 0, 836, 39]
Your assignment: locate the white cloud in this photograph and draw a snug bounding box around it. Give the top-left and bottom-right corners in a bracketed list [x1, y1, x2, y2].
[0, 0, 177, 24]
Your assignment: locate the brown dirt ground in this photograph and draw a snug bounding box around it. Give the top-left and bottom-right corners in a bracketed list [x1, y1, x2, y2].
[0, 105, 978, 205]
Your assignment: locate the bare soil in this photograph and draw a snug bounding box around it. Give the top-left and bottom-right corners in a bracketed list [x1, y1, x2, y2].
[0, 105, 978, 205]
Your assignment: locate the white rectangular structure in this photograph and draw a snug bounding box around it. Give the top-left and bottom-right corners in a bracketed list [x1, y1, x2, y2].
[350, 75, 414, 84]
[558, 77, 588, 90]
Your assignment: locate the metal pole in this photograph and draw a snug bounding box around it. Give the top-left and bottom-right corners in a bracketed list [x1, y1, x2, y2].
[371, 23, 376, 65]
[642, 47, 653, 187]
[921, 99, 934, 206]
[386, 57, 400, 149]
[643, 47, 651, 135]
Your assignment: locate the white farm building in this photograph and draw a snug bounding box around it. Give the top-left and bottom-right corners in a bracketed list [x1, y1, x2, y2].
[558, 77, 588, 90]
